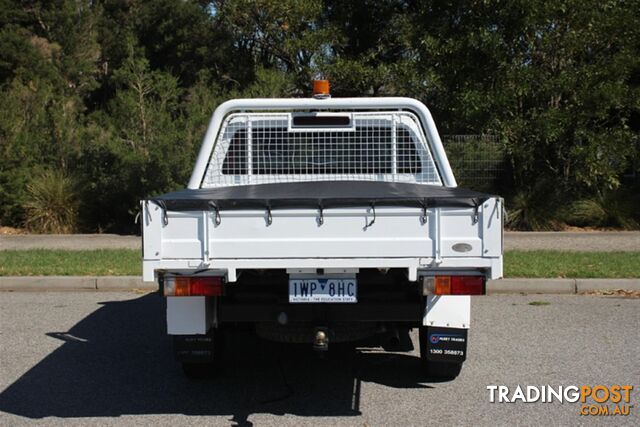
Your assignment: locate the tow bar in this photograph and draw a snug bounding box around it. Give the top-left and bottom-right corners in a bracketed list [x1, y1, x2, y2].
[313, 327, 329, 352]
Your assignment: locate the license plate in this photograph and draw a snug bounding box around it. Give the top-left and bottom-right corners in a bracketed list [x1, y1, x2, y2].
[289, 278, 357, 303]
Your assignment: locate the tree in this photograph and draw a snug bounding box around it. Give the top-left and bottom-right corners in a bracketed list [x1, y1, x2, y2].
[321, 0, 416, 96]
[0, 0, 638, 231]
[77, 48, 190, 232]
[408, 0, 640, 194]
[215, 0, 337, 92]
[0, 0, 99, 227]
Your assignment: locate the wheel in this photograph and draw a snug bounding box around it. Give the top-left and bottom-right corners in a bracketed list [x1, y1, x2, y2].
[420, 359, 462, 380]
[182, 362, 216, 379]
[418, 326, 463, 381]
[175, 328, 224, 379]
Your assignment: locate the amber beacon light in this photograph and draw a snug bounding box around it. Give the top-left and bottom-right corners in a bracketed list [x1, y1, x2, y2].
[312, 79, 330, 98]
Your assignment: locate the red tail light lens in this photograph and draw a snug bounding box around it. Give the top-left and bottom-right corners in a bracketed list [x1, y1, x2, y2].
[450, 276, 484, 295]
[190, 277, 223, 296]
[164, 276, 223, 296]
[429, 275, 485, 295]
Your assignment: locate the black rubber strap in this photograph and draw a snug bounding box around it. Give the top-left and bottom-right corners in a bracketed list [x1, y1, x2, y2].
[208, 201, 221, 226]
[366, 203, 376, 228]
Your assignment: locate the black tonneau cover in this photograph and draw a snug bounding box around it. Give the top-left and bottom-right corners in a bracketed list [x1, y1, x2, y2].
[152, 181, 494, 211]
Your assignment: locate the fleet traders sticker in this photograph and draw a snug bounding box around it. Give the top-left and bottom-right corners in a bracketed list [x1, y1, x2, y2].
[425, 327, 467, 362]
[486, 385, 635, 416]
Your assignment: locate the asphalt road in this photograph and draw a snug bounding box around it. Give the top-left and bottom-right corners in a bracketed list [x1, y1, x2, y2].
[0, 291, 638, 426]
[2, 231, 640, 252]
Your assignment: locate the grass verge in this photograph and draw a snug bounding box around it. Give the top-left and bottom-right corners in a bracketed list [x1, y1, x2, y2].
[505, 250, 640, 278]
[0, 249, 639, 278]
[0, 249, 140, 276]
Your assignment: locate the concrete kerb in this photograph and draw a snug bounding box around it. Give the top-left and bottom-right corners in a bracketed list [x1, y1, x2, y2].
[0, 276, 155, 292]
[487, 278, 577, 294]
[0, 276, 639, 293]
[95, 276, 153, 290]
[575, 278, 640, 293]
[488, 278, 640, 294]
[0, 276, 99, 291]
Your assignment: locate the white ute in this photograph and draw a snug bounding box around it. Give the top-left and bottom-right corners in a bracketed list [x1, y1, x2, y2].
[142, 81, 503, 380]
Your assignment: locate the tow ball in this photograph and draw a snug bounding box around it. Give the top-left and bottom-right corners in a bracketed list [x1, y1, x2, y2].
[313, 327, 329, 352]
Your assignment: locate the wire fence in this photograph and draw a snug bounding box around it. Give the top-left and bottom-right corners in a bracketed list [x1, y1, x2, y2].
[441, 135, 506, 192]
[442, 134, 640, 191]
[624, 135, 639, 181]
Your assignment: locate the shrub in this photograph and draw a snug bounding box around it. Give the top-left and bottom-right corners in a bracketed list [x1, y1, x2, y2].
[23, 170, 79, 233]
[505, 180, 565, 231]
[565, 190, 640, 230]
[565, 199, 608, 228]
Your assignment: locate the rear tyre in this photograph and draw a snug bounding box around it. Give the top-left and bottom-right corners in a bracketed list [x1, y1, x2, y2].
[175, 327, 224, 379]
[418, 326, 463, 381]
[182, 362, 216, 379]
[420, 360, 462, 380]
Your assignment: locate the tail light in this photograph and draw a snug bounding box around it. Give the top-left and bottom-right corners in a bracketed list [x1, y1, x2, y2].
[424, 275, 485, 295]
[163, 276, 223, 297]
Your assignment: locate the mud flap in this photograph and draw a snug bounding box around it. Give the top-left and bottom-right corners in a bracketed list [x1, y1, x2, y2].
[422, 326, 468, 363]
[173, 330, 216, 363]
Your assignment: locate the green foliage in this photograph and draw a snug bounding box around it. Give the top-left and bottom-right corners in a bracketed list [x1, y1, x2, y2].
[565, 200, 608, 228]
[23, 169, 79, 233]
[320, 0, 416, 95]
[506, 179, 566, 231]
[0, 249, 140, 276]
[216, 0, 337, 91]
[77, 49, 193, 231]
[236, 67, 296, 98]
[565, 188, 640, 229]
[0, 0, 638, 232]
[443, 136, 507, 192]
[505, 250, 640, 278]
[2, 249, 639, 278]
[410, 0, 639, 193]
